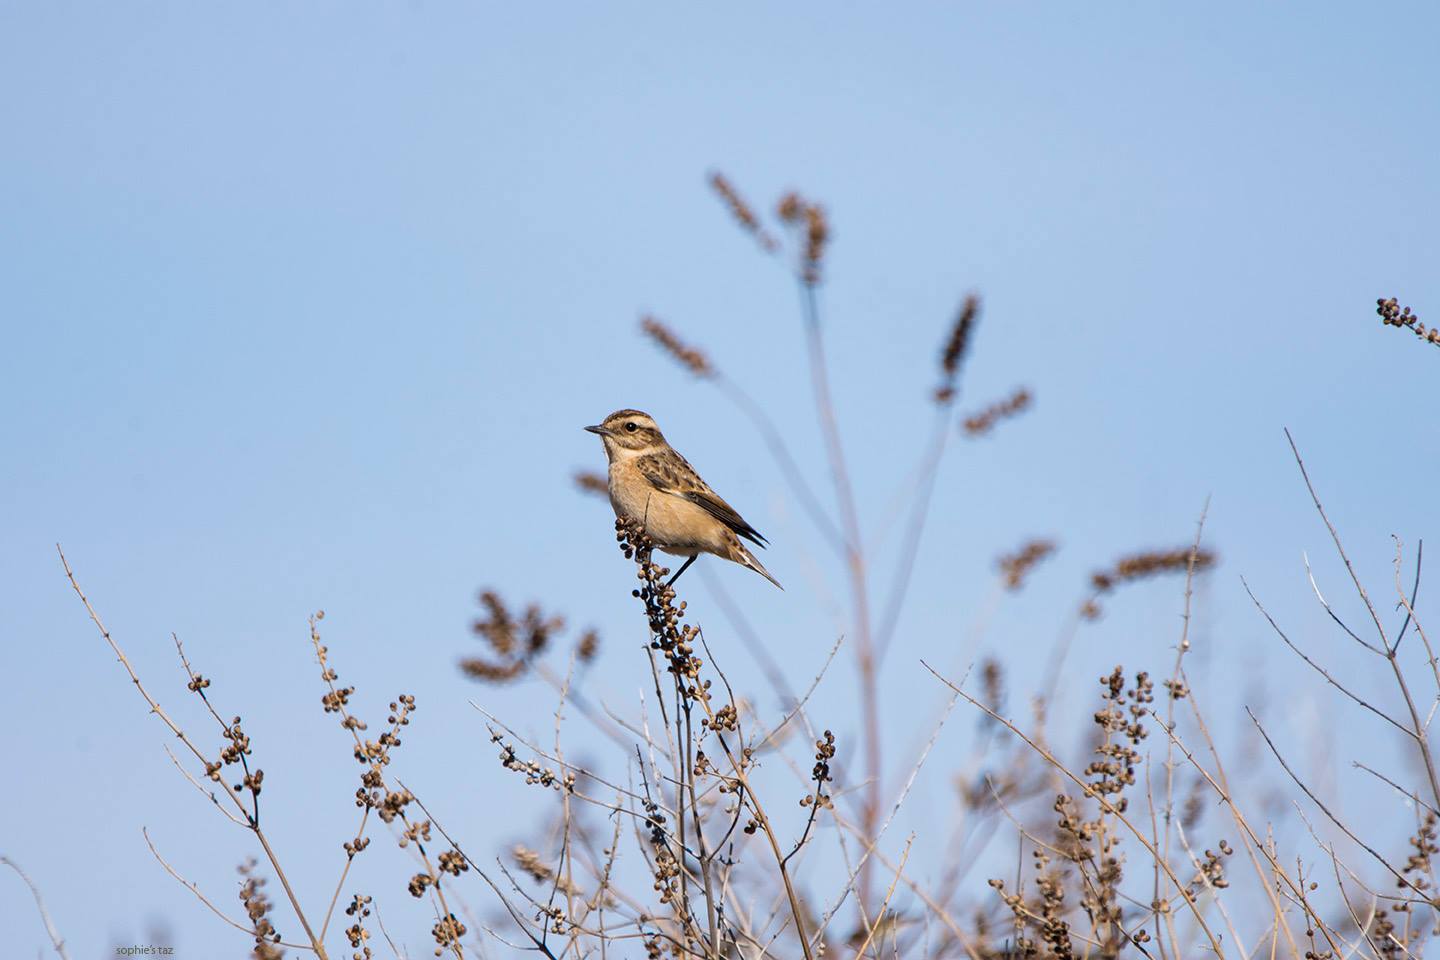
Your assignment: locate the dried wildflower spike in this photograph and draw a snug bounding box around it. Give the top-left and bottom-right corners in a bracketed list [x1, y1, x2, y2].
[1089, 546, 1216, 595]
[774, 190, 829, 284]
[1377, 296, 1440, 348]
[238, 859, 284, 960]
[935, 294, 981, 404]
[639, 315, 714, 377]
[962, 387, 1032, 436]
[709, 171, 779, 252]
[461, 590, 567, 684]
[996, 538, 1055, 591]
[573, 470, 608, 496]
[575, 629, 599, 662]
[802, 202, 828, 284]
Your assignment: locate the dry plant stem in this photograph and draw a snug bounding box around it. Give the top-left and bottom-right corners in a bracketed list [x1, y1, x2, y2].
[2, 855, 71, 960]
[404, 789, 562, 959]
[674, 672, 721, 959]
[1165, 685, 1305, 957]
[141, 829, 310, 949]
[305, 618, 462, 959]
[1391, 538, 1424, 655]
[1243, 578, 1409, 736]
[1285, 429, 1388, 642]
[372, 901, 407, 960]
[798, 280, 881, 916]
[1328, 854, 1385, 960]
[697, 563, 799, 708]
[807, 691, 958, 955]
[850, 835, 914, 959]
[711, 725, 815, 960]
[1246, 708, 1426, 900]
[1286, 431, 1440, 814]
[320, 807, 370, 940]
[849, 832, 984, 960]
[162, 743, 249, 827]
[551, 659, 581, 959]
[1159, 499, 1209, 937]
[1351, 761, 1438, 816]
[875, 408, 952, 664]
[920, 662, 1227, 956]
[713, 373, 845, 554]
[57, 546, 329, 959]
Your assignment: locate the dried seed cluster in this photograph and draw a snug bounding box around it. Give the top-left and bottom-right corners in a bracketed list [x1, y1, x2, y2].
[777, 191, 829, 285]
[432, 913, 468, 954]
[462, 591, 564, 682]
[708, 172, 779, 253]
[1083, 547, 1216, 619]
[573, 470, 608, 496]
[238, 859, 283, 960]
[935, 294, 981, 404]
[997, 539, 1056, 591]
[344, 893, 373, 960]
[617, 518, 709, 697]
[462, 591, 600, 680]
[962, 387, 1032, 436]
[800, 730, 836, 810]
[493, 731, 576, 792]
[1377, 296, 1439, 348]
[641, 315, 714, 378]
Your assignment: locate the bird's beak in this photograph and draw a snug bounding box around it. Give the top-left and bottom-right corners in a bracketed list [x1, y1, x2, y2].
[584, 424, 608, 436]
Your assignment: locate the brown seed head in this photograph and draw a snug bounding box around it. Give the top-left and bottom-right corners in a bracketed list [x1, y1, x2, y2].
[573, 471, 608, 496]
[640, 315, 713, 377]
[935, 295, 981, 404]
[997, 538, 1056, 591]
[963, 387, 1032, 436]
[1377, 296, 1440, 348]
[708, 171, 779, 252]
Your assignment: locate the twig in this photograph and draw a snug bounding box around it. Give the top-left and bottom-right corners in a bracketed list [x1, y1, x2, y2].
[798, 279, 881, 915]
[140, 829, 310, 949]
[1285, 429, 1389, 645]
[57, 545, 329, 959]
[922, 661, 1226, 955]
[1243, 577, 1408, 736]
[807, 685, 958, 953]
[850, 835, 914, 959]
[2, 856, 71, 960]
[1246, 708, 1424, 898]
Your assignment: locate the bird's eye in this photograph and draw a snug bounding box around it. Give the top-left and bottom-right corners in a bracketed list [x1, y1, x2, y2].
[625, 422, 638, 433]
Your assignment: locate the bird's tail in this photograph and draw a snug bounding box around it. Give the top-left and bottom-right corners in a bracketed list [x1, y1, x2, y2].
[732, 541, 784, 591]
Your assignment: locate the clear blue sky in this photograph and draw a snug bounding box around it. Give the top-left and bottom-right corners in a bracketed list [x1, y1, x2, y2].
[3, 3, 1437, 955]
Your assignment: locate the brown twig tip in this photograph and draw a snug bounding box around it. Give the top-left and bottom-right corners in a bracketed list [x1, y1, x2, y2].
[573, 470, 608, 496]
[708, 171, 779, 252]
[963, 387, 1032, 436]
[1377, 296, 1439, 348]
[640, 315, 714, 377]
[934, 294, 981, 404]
[776, 191, 829, 284]
[997, 538, 1056, 591]
[460, 591, 566, 683]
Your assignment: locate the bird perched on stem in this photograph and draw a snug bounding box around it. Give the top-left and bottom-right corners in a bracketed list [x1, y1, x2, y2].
[585, 409, 782, 590]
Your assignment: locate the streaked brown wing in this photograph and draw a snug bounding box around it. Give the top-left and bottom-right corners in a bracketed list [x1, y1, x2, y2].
[637, 452, 769, 548]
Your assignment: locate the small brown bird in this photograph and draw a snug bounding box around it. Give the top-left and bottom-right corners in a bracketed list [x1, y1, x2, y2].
[585, 409, 782, 589]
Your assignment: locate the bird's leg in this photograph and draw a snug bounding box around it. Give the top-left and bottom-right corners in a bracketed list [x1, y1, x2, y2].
[666, 555, 697, 588]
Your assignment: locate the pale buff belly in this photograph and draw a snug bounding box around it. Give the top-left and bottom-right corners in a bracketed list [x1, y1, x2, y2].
[608, 466, 724, 557]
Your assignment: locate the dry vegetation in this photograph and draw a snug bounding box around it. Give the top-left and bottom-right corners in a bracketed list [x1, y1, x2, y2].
[23, 177, 1439, 959]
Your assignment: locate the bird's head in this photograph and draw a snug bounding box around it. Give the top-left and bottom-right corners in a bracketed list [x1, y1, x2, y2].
[585, 409, 667, 457]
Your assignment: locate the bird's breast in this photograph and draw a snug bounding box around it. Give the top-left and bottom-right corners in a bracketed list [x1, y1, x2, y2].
[607, 461, 720, 555]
